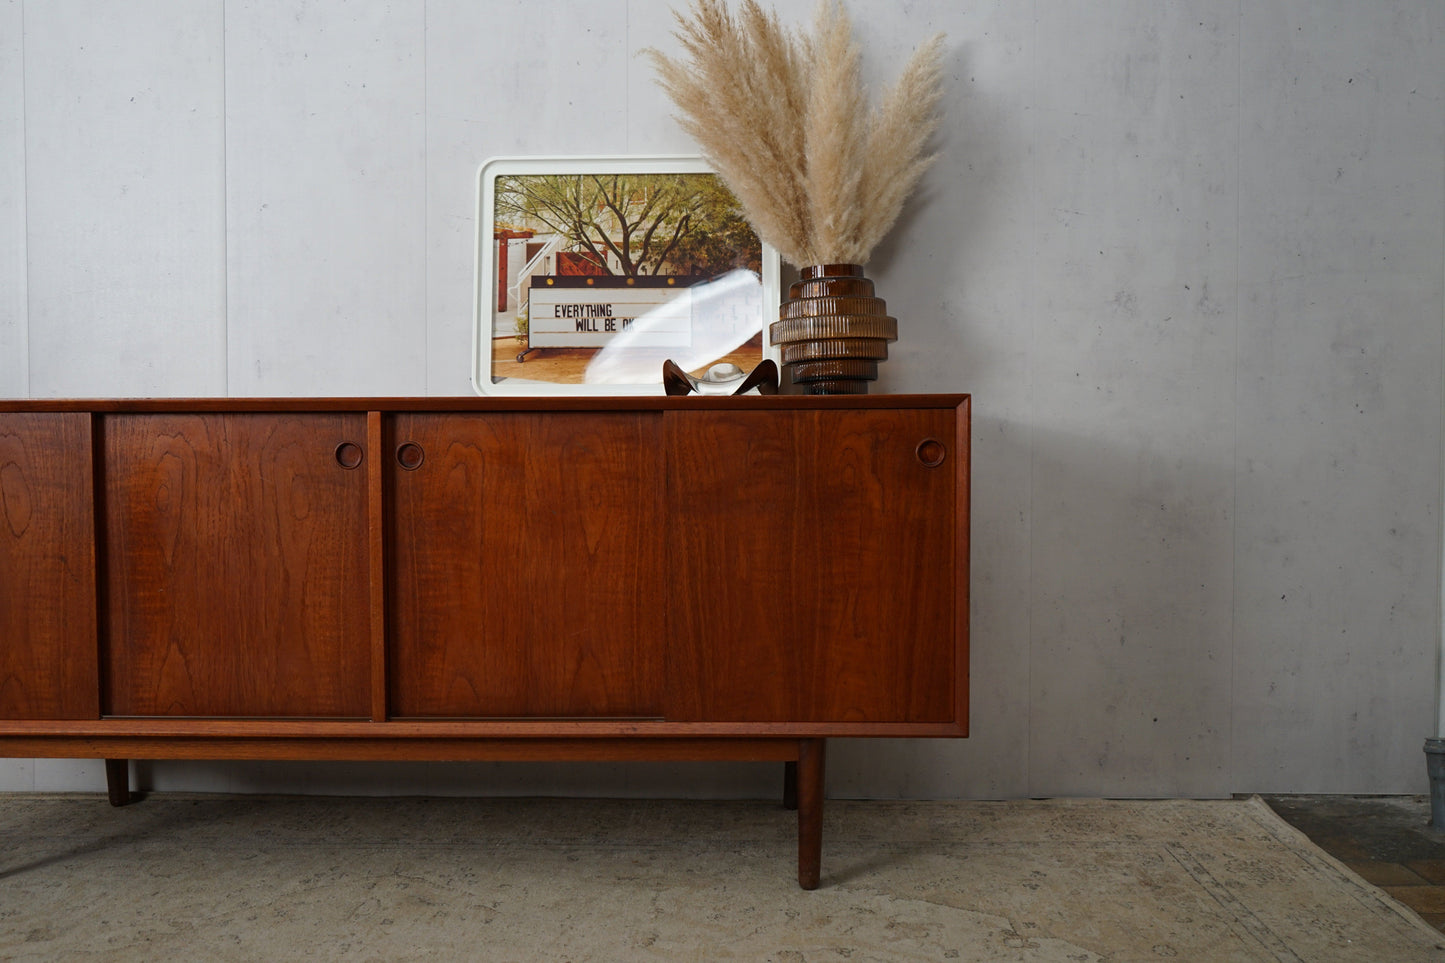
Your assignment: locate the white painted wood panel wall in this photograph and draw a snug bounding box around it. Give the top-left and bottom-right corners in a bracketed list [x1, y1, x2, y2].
[0, 0, 1441, 798]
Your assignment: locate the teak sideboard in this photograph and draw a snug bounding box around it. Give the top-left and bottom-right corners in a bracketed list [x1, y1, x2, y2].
[0, 394, 969, 888]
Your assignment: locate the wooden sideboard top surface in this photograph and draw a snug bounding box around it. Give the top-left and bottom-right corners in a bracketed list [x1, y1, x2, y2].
[0, 393, 968, 413]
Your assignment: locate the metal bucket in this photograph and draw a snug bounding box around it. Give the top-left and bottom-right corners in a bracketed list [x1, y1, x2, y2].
[1425, 738, 1445, 830]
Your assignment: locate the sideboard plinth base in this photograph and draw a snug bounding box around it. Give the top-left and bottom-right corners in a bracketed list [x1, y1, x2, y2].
[9, 735, 830, 888]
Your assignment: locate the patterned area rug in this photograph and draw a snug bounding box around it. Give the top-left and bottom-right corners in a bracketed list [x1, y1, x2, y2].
[0, 795, 1440, 961]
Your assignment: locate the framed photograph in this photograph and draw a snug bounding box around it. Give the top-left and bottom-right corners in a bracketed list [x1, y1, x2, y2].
[472, 155, 780, 396]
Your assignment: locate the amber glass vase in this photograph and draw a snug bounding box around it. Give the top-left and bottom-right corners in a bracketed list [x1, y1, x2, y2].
[770, 264, 897, 394]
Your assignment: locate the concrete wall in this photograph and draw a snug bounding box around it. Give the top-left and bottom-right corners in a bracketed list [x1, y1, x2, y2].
[1, 0, 1441, 799]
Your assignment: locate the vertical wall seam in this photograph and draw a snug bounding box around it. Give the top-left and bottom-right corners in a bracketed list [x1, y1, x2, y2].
[422, 0, 429, 396]
[1024, 0, 1038, 798]
[624, 1, 631, 152]
[19, 0, 29, 398]
[1228, 0, 1243, 793]
[221, 0, 229, 397]
[1437, 7, 1445, 740]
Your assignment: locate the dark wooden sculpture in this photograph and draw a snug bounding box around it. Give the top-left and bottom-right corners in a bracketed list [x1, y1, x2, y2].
[662, 358, 779, 396]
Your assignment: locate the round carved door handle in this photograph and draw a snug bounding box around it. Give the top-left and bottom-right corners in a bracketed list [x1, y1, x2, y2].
[916, 438, 946, 468]
[396, 443, 425, 471]
[334, 442, 363, 470]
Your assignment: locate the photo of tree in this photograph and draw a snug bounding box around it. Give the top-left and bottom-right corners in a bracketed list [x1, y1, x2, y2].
[494, 173, 762, 278]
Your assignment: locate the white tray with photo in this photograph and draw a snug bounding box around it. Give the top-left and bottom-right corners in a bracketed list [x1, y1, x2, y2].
[472, 155, 780, 396]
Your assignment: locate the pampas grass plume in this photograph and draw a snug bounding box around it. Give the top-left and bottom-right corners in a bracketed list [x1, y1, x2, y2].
[647, 0, 944, 267]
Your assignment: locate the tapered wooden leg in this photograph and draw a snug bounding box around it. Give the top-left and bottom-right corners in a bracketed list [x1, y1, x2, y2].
[783, 761, 798, 810]
[797, 738, 826, 890]
[104, 759, 132, 807]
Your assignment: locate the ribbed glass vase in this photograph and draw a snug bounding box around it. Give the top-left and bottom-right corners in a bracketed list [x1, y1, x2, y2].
[770, 264, 897, 394]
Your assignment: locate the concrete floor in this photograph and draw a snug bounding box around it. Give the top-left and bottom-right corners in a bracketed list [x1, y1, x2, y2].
[4, 794, 1444, 960]
[1264, 795, 1445, 933]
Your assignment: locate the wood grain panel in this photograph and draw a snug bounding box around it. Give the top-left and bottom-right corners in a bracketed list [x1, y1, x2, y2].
[103, 413, 370, 716]
[665, 408, 957, 723]
[387, 412, 663, 717]
[0, 413, 98, 718]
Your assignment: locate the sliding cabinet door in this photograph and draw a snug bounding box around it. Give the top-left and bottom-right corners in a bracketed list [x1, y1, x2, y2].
[0, 413, 98, 719]
[104, 413, 371, 717]
[665, 407, 961, 725]
[387, 412, 663, 718]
